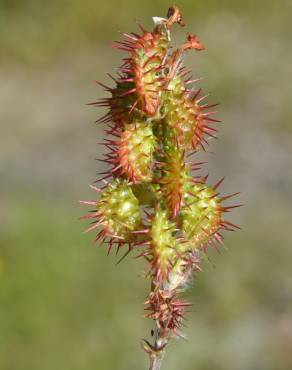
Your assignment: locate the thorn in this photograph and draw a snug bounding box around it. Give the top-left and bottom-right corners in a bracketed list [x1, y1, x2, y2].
[196, 94, 209, 104]
[79, 200, 97, 206]
[135, 20, 147, 34]
[220, 204, 243, 212]
[89, 185, 102, 193]
[192, 88, 202, 100]
[220, 192, 240, 202]
[131, 229, 149, 235]
[221, 220, 241, 230]
[116, 246, 132, 264]
[94, 80, 112, 92]
[84, 222, 100, 233]
[213, 177, 225, 190]
[119, 87, 137, 97]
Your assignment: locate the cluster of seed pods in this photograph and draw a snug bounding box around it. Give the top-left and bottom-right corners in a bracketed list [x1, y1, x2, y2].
[81, 6, 239, 343]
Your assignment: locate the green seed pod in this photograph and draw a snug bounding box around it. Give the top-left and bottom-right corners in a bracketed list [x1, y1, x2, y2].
[163, 77, 205, 150]
[158, 142, 190, 218]
[117, 121, 156, 183]
[98, 179, 142, 242]
[181, 182, 222, 249]
[150, 207, 178, 281]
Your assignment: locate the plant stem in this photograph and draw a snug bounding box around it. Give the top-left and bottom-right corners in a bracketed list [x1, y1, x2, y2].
[149, 354, 164, 370]
[144, 326, 169, 370]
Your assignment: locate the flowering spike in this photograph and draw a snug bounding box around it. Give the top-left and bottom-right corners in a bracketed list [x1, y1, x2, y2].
[80, 6, 240, 369]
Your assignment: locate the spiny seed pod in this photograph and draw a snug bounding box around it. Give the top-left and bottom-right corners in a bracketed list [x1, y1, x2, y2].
[150, 208, 178, 282]
[145, 289, 191, 332]
[163, 76, 218, 150]
[115, 26, 168, 116]
[81, 179, 142, 251]
[182, 182, 222, 247]
[114, 6, 185, 116]
[161, 35, 219, 151]
[117, 122, 156, 183]
[157, 143, 189, 218]
[81, 6, 240, 369]
[182, 180, 240, 250]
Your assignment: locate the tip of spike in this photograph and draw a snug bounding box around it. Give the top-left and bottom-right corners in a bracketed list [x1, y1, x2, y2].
[167, 6, 185, 27]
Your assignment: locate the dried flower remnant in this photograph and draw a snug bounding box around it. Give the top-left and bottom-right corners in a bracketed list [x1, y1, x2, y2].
[81, 5, 240, 370]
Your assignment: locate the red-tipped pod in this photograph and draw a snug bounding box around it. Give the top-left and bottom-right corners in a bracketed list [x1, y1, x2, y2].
[115, 27, 168, 116]
[114, 6, 186, 117]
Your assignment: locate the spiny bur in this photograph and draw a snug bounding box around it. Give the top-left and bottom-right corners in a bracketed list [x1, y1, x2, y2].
[81, 6, 240, 369]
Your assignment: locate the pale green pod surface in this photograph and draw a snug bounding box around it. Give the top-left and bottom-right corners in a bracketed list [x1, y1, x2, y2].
[181, 183, 222, 249]
[99, 179, 141, 241]
[118, 122, 156, 183]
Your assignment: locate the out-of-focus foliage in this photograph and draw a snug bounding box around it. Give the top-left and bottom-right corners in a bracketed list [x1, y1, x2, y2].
[0, 1, 292, 370]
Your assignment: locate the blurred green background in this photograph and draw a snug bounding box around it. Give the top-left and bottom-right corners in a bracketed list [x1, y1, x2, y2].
[1, 1, 292, 369]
